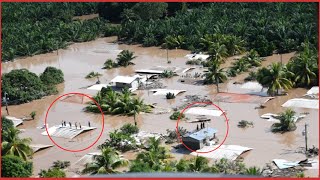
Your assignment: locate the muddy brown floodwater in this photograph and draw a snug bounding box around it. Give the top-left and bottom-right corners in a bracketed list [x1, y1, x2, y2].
[1, 36, 318, 177]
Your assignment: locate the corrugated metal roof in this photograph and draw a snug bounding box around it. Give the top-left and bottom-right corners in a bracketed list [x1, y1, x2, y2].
[42, 125, 97, 139]
[149, 89, 186, 96]
[6, 116, 23, 127]
[307, 86, 319, 95]
[30, 144, 54, 153]
[190, 145, 253, 161]
[87, 84, 108, 91]
[185, 107, 223, 117]
[110, 75, 138, 84]
[186, 127, 218, 141]
[282, 98, 319, 109]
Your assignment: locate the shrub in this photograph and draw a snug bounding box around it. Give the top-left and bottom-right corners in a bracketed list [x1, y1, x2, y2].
[103, 59, 116, 69]
[39, 168, 66, 178]
[166, 92, 175, 99]
[1, 155, 33, 177]
[30, 111, 36, 119]
[170, 111, 184, 120]
[85, 71, 102, 79]
[40, 66, 64, 85]
[1, 69, 50, 105]
[120, 123, 139, 135]
[160, 70, 175, 78]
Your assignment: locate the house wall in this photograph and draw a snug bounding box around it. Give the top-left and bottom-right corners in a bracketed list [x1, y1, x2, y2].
[115, 82, 131, 88]
[182, 137, 202, 150]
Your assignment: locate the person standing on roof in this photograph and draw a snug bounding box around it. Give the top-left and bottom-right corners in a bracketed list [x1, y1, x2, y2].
[79, 123, 82, 129]
[69, 122, 72, 128]
[75, 122, 78, 129]
[88, 121, 91, 127]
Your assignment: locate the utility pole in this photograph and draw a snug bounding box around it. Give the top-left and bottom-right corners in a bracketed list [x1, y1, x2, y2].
[302, 123, 308, 156]
[304, 123, 308, 154]
[280, 54, 283, 65]
[3, 92, 9, 115]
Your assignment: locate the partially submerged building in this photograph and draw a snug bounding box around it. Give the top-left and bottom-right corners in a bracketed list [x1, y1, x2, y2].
[110, 74, 147, 91]
[182, 127, 218, 150]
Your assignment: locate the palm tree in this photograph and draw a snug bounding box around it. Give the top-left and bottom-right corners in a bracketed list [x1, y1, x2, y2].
[271, 108, 297, 133]
[245, 166, 261, 175]
[82, 147, 128, 175]
[231, 58, 251, 73]
[164, 35, 186, 49]
[188, 156, 210, 172]
[1, 127, 33, 161]
[116, 50, 137, 67]
[287, 43, 317, 87]
[256, 62, 293, 96]
[204, 61, 227, 93]
[207, 42, 228, 63]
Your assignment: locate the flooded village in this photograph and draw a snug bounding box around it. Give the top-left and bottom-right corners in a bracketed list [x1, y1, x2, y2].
[1, 2, 319, 178]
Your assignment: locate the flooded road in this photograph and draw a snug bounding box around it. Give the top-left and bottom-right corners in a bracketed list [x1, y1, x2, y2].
[1, 36, 318, 177]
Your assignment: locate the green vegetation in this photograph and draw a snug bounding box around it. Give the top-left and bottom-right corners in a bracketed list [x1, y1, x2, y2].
[40, 67, 64, 85]
[160, 70, 176, 78]
[2, 127, 33, 161]
[30, 111, 36, 120]
[39, 168, 66, 178]
[117, 3, 317, 57]
[82, 147, 128, 175]
[98, 123, 138, 152]
[256, 42, 318, 96]
[85, 71, 102, 79]
[257, 63, 293, 96]
[237, 120, 254, 128]
[169, 111, 185, 120]
[245, 167, 262, 175]
[39, 160, 70, 177]
[2, 3, 104, 61]
[1, 116, 14, 141]
[166, 92, 175, 99]
[271, 109, 297, 133]
[86, 87, 151, 115]
[116, 50, 137, 67]
[103, 59, 117, 69]
[1, 68, 63, 105]
[1, 155, 33, 177]
[129, 137, 170, 172]
[204, 61, 227, 93]
[102, 50, 137, 69]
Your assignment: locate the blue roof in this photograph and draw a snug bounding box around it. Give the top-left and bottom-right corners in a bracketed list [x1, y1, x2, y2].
[188, 127, 218, 141]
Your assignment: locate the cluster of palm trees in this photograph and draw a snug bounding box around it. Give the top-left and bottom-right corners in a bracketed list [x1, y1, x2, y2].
[1, 117, 34, 177]
[256, 42, 318, 96]
[103, 50, 137, 69]
[118, 3, 317, 57]
[271, 109, 297, 133]
[2, 3, 104, 61]
[83, 136, 262, 175]
[86, 87, 151, 118]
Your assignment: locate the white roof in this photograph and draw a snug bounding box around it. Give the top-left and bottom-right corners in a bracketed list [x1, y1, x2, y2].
[6, 116, 23, 127]
[110, 75, 139, 84]
[273, 159, 319, 170]
[42, 125, 97, 139]
[190, 145, 253, 161]
[261, 113, 306, 123]
[74, 152, 102, 166]
[240, 82, 263, 90]
[30, 144, 54, 153]
[149, 89, 186, 96]
[185, 53, 209, 60]
[185, 107, 224, 117]
[307, 86, 319, 95]
[282, 98, 319, 109]
[87, 84, 108, 91]
[135, 69, 164, 74]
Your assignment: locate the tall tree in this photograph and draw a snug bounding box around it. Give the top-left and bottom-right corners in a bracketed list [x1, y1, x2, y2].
[256, 62, 293, 96]
[82, 147, 128, 175]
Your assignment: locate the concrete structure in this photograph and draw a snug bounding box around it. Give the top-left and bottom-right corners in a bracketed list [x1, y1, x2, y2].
[182, 127, 218, 150]
[185, 53, 209, 61]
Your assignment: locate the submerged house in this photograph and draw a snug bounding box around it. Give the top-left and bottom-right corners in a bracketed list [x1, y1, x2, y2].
[110, 75, 147, 91]
[182, 127, 218, 150]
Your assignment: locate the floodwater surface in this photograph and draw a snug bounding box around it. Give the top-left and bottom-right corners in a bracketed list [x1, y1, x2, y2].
[1, 36, 318, 177]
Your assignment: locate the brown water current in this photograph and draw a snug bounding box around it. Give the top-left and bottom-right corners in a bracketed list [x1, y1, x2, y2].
[1, 36, 318, 177]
